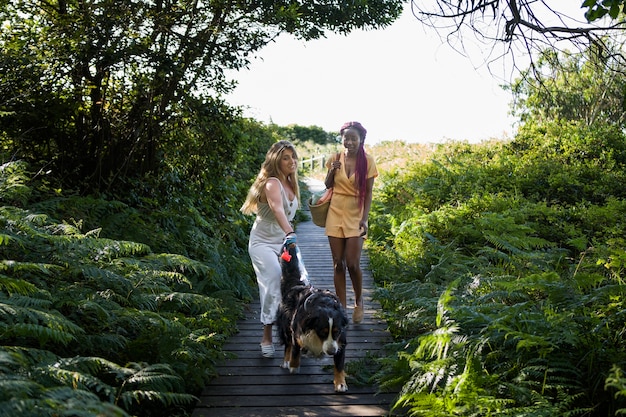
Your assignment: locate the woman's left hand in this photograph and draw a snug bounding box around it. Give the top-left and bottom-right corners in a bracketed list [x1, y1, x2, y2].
[359, 221, 367, 237]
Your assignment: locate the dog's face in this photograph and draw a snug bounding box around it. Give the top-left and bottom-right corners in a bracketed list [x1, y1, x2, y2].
[299, 316, 345, 356]
[296, 291, 348, 357]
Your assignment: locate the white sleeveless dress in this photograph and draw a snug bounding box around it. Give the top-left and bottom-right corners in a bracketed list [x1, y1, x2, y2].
[248, 178, 308, 325]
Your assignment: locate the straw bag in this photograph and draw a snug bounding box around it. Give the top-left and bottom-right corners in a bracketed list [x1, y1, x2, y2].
[308, 188, 333, 227]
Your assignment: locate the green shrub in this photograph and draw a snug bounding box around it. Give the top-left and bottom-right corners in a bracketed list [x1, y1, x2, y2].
[0, 160, 244, 416]
[369, 126, 626, 416]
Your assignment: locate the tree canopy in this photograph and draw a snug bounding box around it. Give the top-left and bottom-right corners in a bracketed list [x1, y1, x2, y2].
[508, 45, 626, 129]
[0, 0, 403, 193]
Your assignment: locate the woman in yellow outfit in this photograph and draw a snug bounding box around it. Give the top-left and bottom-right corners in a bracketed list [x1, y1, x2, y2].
[324, 121, 378, 324]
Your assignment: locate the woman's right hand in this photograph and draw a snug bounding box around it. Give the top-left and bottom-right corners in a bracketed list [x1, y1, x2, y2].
[325, 162, 339, 189]
[283, 233, 297, 246]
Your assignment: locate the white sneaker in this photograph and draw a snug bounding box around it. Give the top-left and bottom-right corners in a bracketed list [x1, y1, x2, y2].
[260, 343, 275, 358]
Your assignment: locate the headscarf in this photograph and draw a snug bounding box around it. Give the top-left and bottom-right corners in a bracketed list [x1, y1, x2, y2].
[339, 122, 368, 209]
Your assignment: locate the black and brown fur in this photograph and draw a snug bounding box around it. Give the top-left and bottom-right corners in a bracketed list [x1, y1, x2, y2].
[276, 241, 349, 392]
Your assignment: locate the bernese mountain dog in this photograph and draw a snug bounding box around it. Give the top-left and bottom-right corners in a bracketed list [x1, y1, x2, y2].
[276, 240, 349, 393]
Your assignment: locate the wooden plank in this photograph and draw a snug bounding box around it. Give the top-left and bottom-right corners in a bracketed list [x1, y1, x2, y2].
[192, 405, 392, 417]
[191, 200, 400, 417]
[199, 384, 383, 396]
[196, 393, 397, 407]
[205, 374, 355, 386]
[223, 339, 389, 350]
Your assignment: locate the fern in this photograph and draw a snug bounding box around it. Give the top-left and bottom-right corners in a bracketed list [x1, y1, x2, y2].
[606, 366, 626, 415]
[0, 295, 84, 346]
[0, 348, 128, 417]
[0, 152, 263, 416]
[0, 200, 243, 415]
[0, 161, 31, 206]
[370, 138, 626, 416]
[0, 274, 38, 295]
[0, 347, 198, 416]
[114, 363, 197, 410]
[0, 388, 130, 417]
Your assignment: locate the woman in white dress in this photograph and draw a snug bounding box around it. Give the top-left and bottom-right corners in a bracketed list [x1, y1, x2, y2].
[240, 140, 306, 357]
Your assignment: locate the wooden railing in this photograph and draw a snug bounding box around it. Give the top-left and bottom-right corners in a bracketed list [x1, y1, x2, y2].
[300, 155, 326, 171]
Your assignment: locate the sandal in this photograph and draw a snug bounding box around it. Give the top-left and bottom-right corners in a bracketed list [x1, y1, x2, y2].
[352, 303, 364, 324]
[260, 343, 275, 358]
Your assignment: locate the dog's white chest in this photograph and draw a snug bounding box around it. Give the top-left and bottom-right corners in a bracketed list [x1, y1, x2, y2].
[297, 318, 340, 357]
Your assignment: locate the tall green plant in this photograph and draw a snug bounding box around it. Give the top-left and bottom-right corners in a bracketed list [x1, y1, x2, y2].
[0, 349, 195, 417]
[370, 136, 626, 415]
[0, 163, 242, 416]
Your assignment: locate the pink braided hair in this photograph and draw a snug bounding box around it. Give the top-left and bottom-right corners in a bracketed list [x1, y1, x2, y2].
[339, 121, 368, 210]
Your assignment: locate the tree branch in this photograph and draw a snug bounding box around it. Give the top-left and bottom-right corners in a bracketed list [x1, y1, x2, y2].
[409, 0, 626, 78]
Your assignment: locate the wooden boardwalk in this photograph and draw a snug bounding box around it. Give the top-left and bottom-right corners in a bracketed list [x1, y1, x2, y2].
[192, 191, 399, 417]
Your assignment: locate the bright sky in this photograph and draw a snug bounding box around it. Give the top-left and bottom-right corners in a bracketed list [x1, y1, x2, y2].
[225, 6, 520, 144]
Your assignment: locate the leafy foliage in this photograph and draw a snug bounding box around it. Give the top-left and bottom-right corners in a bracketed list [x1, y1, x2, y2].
[369, 125, 626, 415]
[583, 0, 626, 21]
[0, 162, 247, 416]
[271, 124, 339, 146]
[0, 0, 402, 193]
[508, 46, 626, 129]
[0, 348, 196, 417]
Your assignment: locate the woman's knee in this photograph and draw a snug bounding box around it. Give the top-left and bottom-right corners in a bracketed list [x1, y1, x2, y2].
[333, 259, 346, 273]
[346, 260, 361, 275]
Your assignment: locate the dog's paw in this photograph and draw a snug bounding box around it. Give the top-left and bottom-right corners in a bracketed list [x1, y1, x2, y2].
[334, 370, 348, 393]
[289, 366, 300, 374]
[334, 382, 349, 393]
[281, 361, 290, 369]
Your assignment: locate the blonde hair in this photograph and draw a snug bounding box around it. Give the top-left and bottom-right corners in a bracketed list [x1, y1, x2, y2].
[240, 140, 301, 215]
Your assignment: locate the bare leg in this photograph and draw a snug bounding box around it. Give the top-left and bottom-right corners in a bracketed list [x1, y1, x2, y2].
[260, 323, 275, 357]
[345, 237, 364, 307]
[328, 236, 347, 307]
[261, 324, 273, 345]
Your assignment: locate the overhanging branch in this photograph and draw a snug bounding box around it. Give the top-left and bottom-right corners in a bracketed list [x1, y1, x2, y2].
[409, 0, 626, 77]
